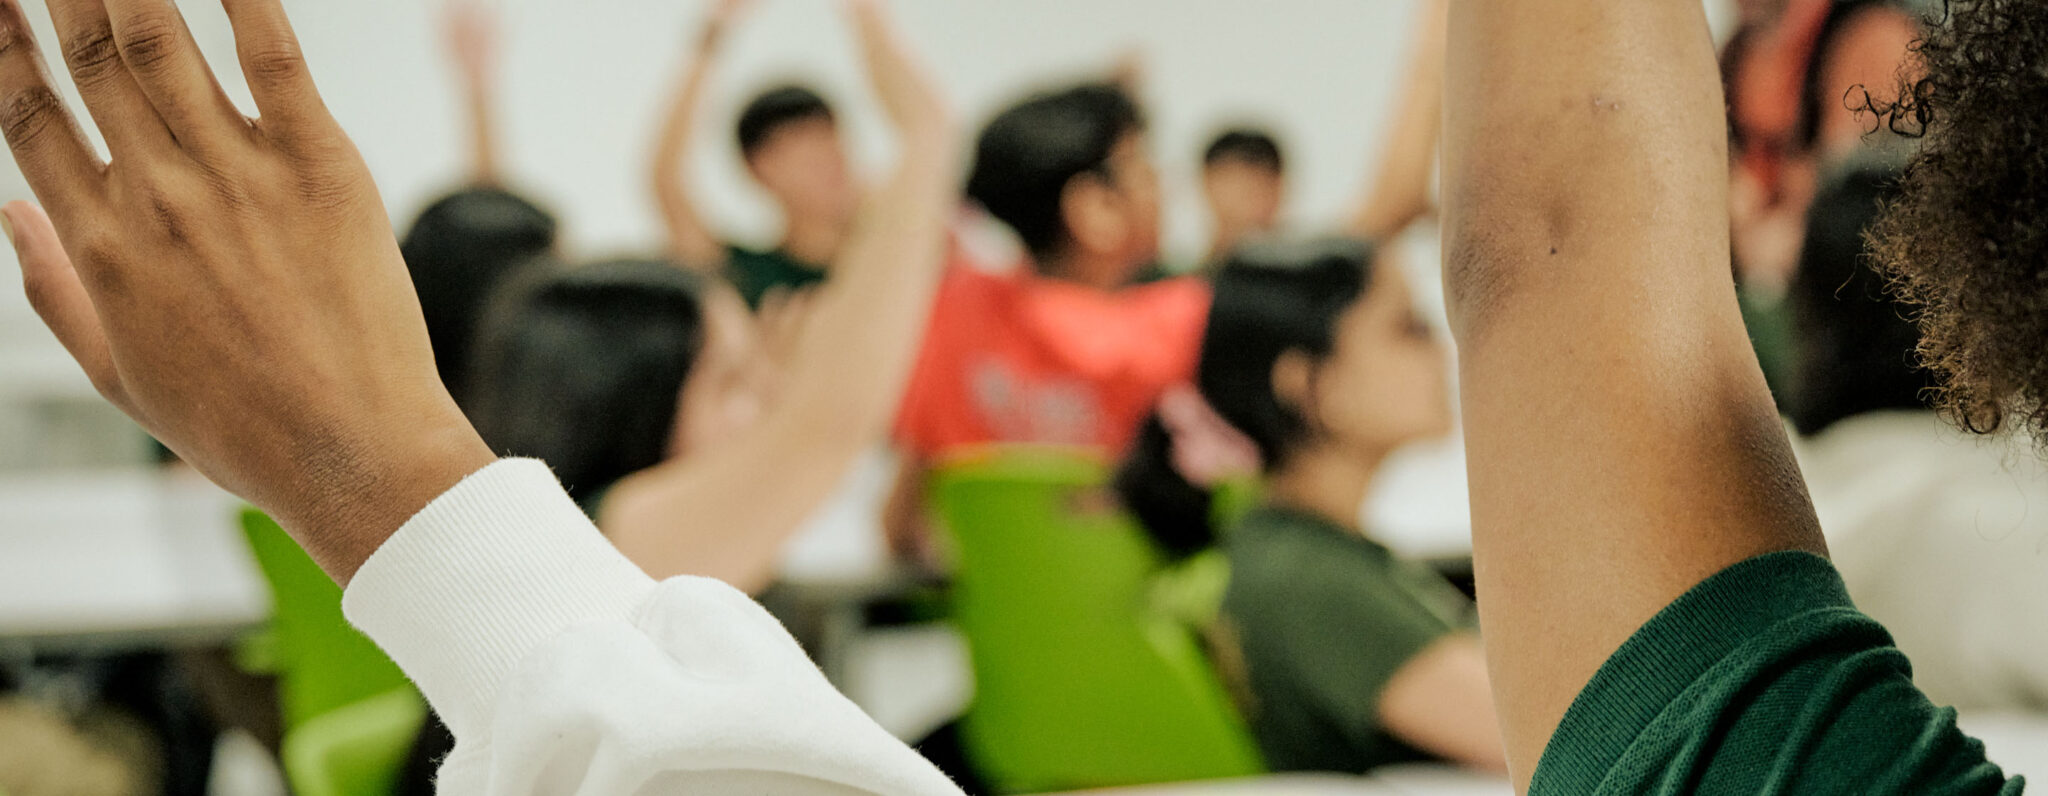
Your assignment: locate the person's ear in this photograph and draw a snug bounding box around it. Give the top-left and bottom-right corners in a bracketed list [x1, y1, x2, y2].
[1271, 349, 1317, 420]
[1060, 174, 1128, 256]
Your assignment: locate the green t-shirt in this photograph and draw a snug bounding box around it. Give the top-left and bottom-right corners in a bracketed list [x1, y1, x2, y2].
[724, 244, 827, 309]
[1534, 551, 2022, 795]
[1218, 504, 1475, 773]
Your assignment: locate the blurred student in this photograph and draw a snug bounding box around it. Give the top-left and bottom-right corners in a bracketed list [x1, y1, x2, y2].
[1118, 239, 1505, 773]
[402, 2, 557, 408]
[1785, 160, 2048, 712]
[1198, 0, 1446, 267]
[652, 0, 863, 307]
[1199, 128, 1285, 263]
[882, 79, 1210, 559]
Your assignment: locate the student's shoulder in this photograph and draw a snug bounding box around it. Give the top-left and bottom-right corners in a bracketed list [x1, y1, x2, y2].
[1532, 551, 2021, 795]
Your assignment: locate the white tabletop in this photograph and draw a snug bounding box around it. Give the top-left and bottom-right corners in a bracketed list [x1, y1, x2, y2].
[0, 468, 270, 652]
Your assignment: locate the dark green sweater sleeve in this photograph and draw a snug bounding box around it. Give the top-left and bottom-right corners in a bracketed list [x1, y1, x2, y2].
[1532, 551, 2022, 796]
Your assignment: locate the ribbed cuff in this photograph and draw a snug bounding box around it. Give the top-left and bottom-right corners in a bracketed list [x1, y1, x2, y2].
[341, 458, 656, 741]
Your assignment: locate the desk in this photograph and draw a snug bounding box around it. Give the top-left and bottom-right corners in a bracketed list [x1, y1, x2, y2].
[0, 468, 269, 655]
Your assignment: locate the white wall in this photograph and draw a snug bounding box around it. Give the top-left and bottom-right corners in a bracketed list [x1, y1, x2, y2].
[0, 0, 1738, 463]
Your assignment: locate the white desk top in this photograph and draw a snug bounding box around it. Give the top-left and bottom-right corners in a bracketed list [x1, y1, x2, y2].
[0, 468, 270, 652]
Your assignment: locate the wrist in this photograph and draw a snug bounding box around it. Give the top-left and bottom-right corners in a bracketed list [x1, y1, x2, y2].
[272, 411, 496, 587]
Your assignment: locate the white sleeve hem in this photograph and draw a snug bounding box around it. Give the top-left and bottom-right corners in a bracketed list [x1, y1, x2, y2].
[341, 458, 657, 740]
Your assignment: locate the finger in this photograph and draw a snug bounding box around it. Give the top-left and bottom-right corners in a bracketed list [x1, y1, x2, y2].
[45, 0, 177, 158]
[0, 0, 105, 219]
[102, 0, 243, 149]
[218, 0, 331, 138]
[5, 200, 126, 408]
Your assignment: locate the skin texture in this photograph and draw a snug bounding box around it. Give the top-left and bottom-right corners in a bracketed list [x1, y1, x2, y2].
[1442, 0, 1827, 790]
[600, 0, 956, 594]
[1, 0, 496, 585]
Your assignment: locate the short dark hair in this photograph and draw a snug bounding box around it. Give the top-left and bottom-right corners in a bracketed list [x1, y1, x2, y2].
[966, 82, 1145, 261]
[468, 259, 711, 504]
[735, 84, 836, 159]
[1116, 237, 1375, 557]
[1787, 161, 1933, 436]
[399, 187, 556, 407]
[1202, 127, 1284, 173]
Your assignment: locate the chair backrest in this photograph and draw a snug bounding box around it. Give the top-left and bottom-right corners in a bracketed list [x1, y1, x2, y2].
[930, 446, 1264, 793]
[283, 687, 426, 796]
[239, 508, 410, 731]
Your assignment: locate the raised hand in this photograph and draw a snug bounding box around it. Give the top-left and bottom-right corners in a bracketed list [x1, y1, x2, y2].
[2, 0, 494, 584]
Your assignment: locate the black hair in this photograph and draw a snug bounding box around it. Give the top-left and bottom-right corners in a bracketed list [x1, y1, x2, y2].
[1201, 127, 1285, 174]
[736, 84, 836, 159]
[467, 259, 711, 503]
[965, 82, 1145, 262]
[1786, 161, 1933, 436]
[399, 187, 557, 406]
[1115, 238, 1375, 557]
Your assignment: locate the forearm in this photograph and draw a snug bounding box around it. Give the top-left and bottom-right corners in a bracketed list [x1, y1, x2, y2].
[1347, 0, 1446, 242]
[651, 26, 729, 269]
[460, 69, 499, 185]
[1442, 0, 1823, 787]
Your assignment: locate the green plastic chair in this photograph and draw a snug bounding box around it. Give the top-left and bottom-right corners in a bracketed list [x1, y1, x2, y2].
[930, 446, 1265, 793]
[238, 508, 411, 731]
[283, 687, 427, 796]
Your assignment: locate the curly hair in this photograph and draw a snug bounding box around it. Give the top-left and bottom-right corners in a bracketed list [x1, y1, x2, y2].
[1866, 0, 2048, 443]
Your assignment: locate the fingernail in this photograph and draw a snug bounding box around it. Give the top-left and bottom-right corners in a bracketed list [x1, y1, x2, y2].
[1, 209, 15, 249]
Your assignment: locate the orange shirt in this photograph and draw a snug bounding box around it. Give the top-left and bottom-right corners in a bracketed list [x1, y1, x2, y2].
[894, 264, 1211, 459]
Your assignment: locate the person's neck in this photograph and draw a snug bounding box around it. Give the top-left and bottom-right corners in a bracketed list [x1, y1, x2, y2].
[1264, 441, 1389, 534]
[1039, 250, 1135, 291]
[778, 214, 846, 268]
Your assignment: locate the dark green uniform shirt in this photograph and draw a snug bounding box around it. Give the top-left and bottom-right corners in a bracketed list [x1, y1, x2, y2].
[724, 244, 827, 309]
[1534, 551, 2022, 795]
[1219, 505, 1475, 773]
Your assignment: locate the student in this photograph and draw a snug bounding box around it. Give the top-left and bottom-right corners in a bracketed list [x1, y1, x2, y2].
[1198, 0, 1446, 268]
[1199, 128, 1286, 264]
[401, 2, 556, 408]
[651, 0, 861, 307]
[0, 1, 2025, 795]
[1441, 0, 2014, 790]
[1117, 238, 1505, 774]
[1785, 159, 2048, 713]
[883, 79, 1211, 557]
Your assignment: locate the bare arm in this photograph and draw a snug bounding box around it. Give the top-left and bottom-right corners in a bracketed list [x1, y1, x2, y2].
[1344, 0, 1446, 242]
[446, 1, 501, 186]
[605, 0, 956, 591]
[1376, 635, 1507, 774]
[650, 0, 747, 270]
[1441, 0, 1824, 790]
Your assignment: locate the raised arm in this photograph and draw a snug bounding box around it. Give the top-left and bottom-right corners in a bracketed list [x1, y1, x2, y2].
[603, 0, 955, 591]
[1441, 0, 1824, 788]
[650, 0, 747, 270]
[445, 1, 502, 185]
[1344, 0, 1445, 242]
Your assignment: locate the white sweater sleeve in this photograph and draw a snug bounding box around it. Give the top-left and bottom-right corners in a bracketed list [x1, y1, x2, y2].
[340, 459, 964, 795]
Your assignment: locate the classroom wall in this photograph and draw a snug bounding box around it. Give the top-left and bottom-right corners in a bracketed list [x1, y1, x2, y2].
[0, 0, 1737, 466]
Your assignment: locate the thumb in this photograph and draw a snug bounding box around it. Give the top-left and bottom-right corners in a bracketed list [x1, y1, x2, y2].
[7, 201, 127, 410]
